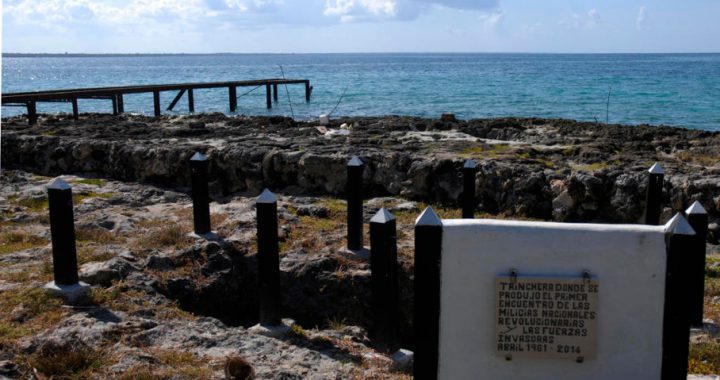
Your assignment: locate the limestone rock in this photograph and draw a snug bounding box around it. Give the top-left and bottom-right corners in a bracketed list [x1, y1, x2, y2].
[79, 257, 137, 286]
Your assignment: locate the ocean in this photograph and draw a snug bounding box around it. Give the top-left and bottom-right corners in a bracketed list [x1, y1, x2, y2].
[2, 53, 719, 131]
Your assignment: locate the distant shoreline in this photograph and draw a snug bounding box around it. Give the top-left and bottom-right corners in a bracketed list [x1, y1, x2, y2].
[3, 52, 720, 58]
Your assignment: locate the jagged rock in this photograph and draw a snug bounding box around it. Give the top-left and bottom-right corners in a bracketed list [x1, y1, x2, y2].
[295, 204, 329, 218]
[80, 257, 137, 286]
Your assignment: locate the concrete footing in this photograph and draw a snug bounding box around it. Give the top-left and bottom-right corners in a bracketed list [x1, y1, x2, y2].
[43, 281, 91, 302]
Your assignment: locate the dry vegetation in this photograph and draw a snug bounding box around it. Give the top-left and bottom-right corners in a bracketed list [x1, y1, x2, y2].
[2, 172, 718, 377]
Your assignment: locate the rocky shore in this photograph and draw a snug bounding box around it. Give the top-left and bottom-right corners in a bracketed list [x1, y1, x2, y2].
[3, 112, 720, 224]
[1, 112, 720, 378]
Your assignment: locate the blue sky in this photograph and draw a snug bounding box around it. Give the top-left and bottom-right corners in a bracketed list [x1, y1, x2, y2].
[3, 0, 720, 53]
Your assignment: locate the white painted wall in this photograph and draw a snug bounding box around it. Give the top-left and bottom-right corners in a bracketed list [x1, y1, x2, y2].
[438, 219, 668, 380]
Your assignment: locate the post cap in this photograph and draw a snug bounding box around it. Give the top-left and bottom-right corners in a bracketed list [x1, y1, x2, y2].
[664, 213, 696, 236]
[648, 162, 664, 175]
[347, 156, 364, 167]
[47, 178, 71, 191]
[190, 152, 208, 161]
[370, 207, 396, 224]
[415, 206, 442, 226]
[686, 201, 708, 215]
[463, 159, 478, 170]
[256, 188, 277, 204]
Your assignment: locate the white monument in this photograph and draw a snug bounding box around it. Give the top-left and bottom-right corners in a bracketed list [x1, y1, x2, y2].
[434, 217, 686, 380]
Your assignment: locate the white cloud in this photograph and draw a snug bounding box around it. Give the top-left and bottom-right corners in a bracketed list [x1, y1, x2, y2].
[559, 8, 600, 30]
[415, 0, 498, 10]
[636, 6, 647, 30]
[480, 11, 503, 29]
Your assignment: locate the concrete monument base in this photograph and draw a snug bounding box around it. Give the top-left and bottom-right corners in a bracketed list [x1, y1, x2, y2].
[187, 231, 220, 241]
[43, 281, 91, 302]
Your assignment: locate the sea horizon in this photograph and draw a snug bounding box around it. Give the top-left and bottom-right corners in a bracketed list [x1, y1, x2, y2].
[4, 52, 720, 57]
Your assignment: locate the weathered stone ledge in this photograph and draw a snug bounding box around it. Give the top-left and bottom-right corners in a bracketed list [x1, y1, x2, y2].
[2, 113, 719, 223]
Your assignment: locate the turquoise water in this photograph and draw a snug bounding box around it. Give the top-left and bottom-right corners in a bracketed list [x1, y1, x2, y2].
[2, 53, 719, 131]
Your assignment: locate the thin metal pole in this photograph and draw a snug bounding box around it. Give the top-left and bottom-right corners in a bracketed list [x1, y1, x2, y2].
[686, 201, 708, 327]
[414, 207, 442, 380]
[347, 156, 364, 250]
[370, 208, 399, 349]
[645, 162, 664, 225]
[256, 189, 281, 326]
[47, 179, 80, 285]
[461, 159, 477, 219]
[190, 152, 211, 235]
[661, 213, 695, 380]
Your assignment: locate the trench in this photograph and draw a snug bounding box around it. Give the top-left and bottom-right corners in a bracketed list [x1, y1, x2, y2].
[152, 241, 415, 349]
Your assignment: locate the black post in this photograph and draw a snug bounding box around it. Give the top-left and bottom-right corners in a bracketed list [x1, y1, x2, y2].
[686, 201, 709, 328]
[461, 159, 477, 219]
[347, 156, 365, 250]
[661, 213, 695, 380]
[273, 84, 278, 102]
[71, 98, 79, 120]
[111, 95, 118, 116]
[229, 86, 237, 112]
[190, 152, 211, 235]
[153, 90, 161, 117]
[256, 189, 281, 326]
[188, 89, 195, 113]
[47, 178, 80, 286]
[414, 207, 442, 380]
[27, 101, 37, 125]
[265, 83, 272, 109]
[117, 94, 124, 114]
[305, 81, 311, 102]
[370, 208, 399, 349]
[645, 162, 664, 225]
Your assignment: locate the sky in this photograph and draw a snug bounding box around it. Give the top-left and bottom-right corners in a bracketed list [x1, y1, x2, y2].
[2, 0, 720, 53]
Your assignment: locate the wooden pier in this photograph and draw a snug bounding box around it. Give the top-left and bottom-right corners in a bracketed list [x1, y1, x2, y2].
[1, 78, 312, 125]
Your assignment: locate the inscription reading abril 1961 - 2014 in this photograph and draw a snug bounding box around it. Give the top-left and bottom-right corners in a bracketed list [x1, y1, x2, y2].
[496, 276, 598, 360]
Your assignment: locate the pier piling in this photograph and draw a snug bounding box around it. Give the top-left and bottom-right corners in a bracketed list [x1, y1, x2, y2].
[266, 83, 272, 109]
[153, 90, 161, 117]
[116, 94, 124, 114]
[273, 84, 278, 102]
[71, 98, 79, 120]
[111, 95, 118, 116]
[27, 101, 37, 125]
[188, 89, 195, 113]
[229, 86, 237, 112]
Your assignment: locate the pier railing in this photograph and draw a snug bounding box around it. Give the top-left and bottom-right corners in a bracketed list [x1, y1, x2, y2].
[1, 78, 312, 124]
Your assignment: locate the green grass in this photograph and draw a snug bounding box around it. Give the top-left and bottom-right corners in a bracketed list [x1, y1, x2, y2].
[690, 342, 720, 374]
[8, 195, 48, 212]
[570, 162, 611, 172]
[73, 178, 107, 187]
[460, 143, 511, 158]
[73, 191, 114, 204]
[0, 230, 48, 255]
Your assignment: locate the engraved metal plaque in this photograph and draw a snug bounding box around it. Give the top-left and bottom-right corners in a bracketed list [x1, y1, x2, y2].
[495, 276, 598, 360]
